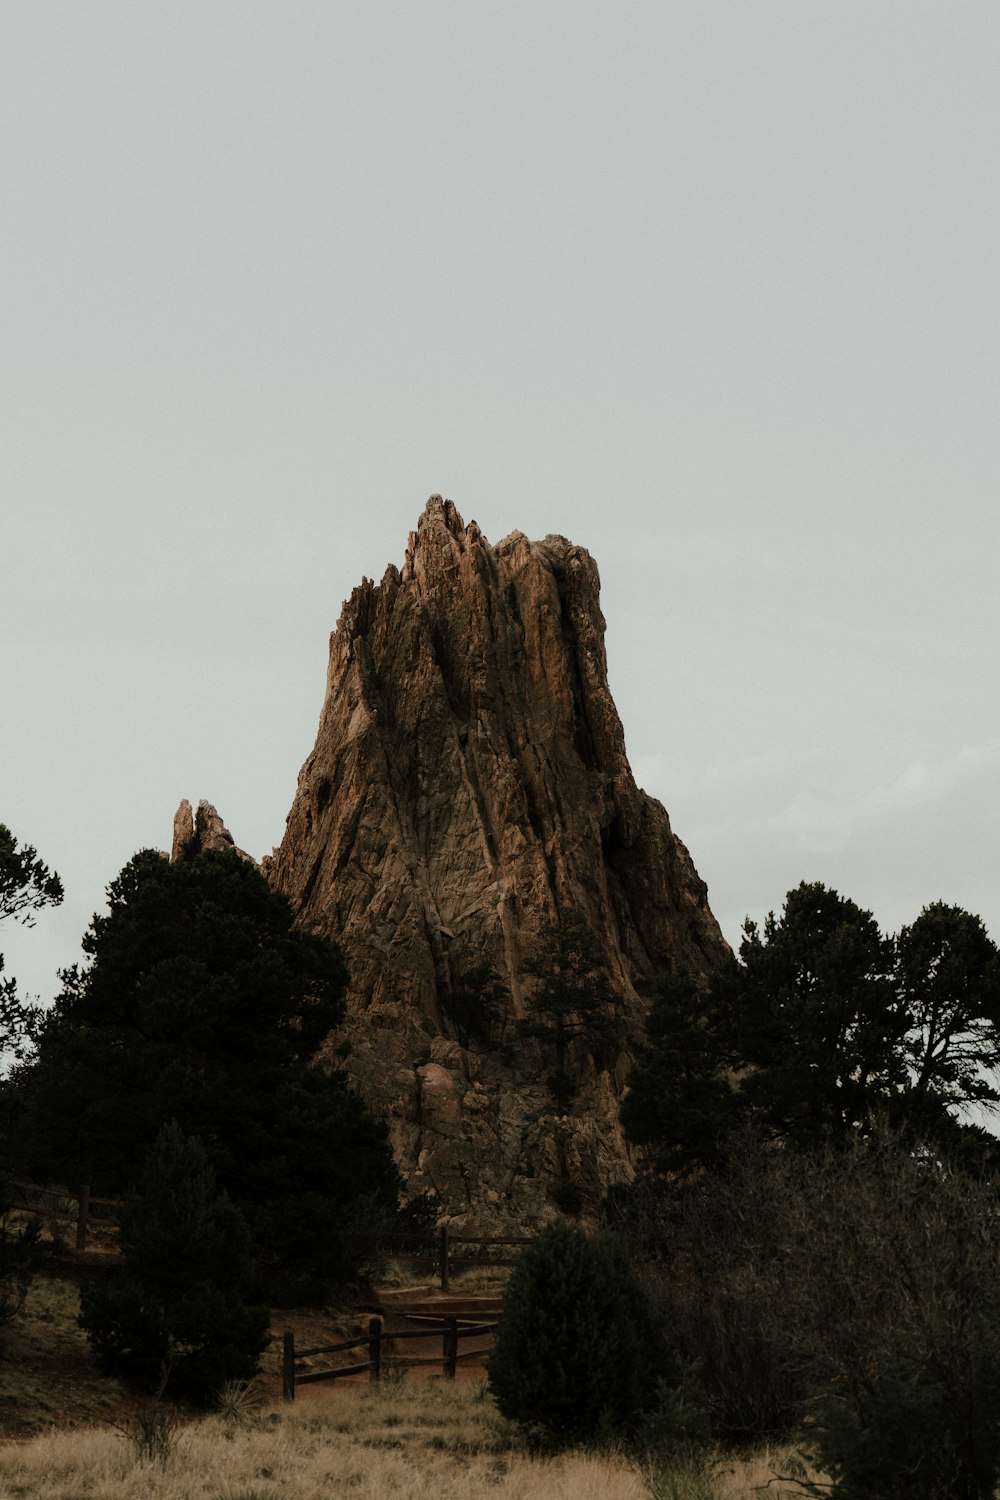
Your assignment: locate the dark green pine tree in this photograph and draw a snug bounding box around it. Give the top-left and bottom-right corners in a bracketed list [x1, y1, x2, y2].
[10, 848, 401, 1301]
[623, 882, 1000, 1177]
[518, 909, 624, 1106]
[79, 1122, 269, 1400]
[487, 1218, 670, 1444]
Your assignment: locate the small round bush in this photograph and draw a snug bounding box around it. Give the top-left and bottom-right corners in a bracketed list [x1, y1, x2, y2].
[487, 1218, 670, 1445]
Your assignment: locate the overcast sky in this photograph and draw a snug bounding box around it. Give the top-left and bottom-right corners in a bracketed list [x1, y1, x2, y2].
[4, 1, 998, 1004]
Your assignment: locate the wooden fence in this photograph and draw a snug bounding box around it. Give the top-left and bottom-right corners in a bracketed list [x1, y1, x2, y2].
[280, 1315, 499, 1399]
[9, 1182, 119, 1251]
[354, 1227, 531, 1291]
[11, 1185, 533, 1284]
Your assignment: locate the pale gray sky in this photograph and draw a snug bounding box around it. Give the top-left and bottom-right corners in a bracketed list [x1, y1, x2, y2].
[4, 1, 998, 1002]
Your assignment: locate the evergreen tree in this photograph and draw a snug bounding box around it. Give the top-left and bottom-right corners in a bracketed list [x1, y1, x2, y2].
[519, 910, 624, 1105]
[79, 1122, 269, 1400]
[10, 848, 400, 1300]
[623, 882, 1000, 1177]
[438, 962, 509, 1049]
[0, 821, 63, 1062]
[487, 1218, 670, 1444]
[0, 822, 61, 1330]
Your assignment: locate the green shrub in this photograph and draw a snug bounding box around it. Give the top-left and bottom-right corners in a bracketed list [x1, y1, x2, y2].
[486, 1219, 671, 1445]
[607, 1153, 809, 1444]
[80, 1123, 270, 1401]
[0, 1200, 40, 1328]
[615, 1125, 1000, 1495]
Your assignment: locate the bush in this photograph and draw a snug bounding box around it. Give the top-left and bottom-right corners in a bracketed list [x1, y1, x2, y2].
[487, 1219, 672, 1446]
[0, 1195, 40, 1329]
[608, 1146, 810, 1444]
[789, 1133, 1000, 1500]
[80, 1123, 270, 1401]
[614, 1125, 1000, 1496]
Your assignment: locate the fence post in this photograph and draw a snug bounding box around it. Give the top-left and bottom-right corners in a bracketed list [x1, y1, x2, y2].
[443, 1316, 458, 1379]
[369, 1316, 382, 1382]
[282, 1330, 296, 1401]
[76, 1185, 91, 1252]
[439, 1224, 450, 1292]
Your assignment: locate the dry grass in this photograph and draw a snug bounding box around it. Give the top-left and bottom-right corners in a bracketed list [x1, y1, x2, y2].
[0, 1267, 818, 1499]
[0, 1380, 646, 1499]
[376, 1258, 512, 1294]
[0, 1273, 150, 1440]
[0, 1377, 819, 1500]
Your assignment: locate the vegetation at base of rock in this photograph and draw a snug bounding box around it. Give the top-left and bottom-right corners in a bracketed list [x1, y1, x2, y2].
[0, 1197, 40, 1330]
[611, 1125, 1000, 1498]
[79, 1122, 269, 1401]
[487, 1218, 678, 1446]
[617, 879, 1000, 1495]
[438, 962, 509, 1049]
[518, 910, 625, 1100]
[8, 848, 401, 1301]
[623, 881, 1000, 1175]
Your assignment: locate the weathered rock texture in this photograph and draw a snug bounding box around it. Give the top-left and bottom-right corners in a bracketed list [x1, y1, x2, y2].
[171, 799, 254, 865]
[265, 497, 727, 1227]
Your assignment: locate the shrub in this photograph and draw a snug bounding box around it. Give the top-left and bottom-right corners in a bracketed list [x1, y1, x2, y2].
[607, 1147, 810, 1444]
[615, 1125, 1000, 1496]
[0, 1195, 40, 1329]
[789, 1133, 1000, 1500]
[80, 1123, 270, 1401]
[487, 1219, 672, 1446]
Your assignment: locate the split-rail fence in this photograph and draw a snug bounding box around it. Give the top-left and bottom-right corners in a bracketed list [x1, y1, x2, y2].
[9, 1185, 531, 1290]
[280, 1314, 500, 1399]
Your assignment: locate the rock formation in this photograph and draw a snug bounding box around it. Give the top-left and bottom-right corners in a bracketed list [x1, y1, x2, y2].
[262, 497, 727, 1226]
[171, 799, 254, 865]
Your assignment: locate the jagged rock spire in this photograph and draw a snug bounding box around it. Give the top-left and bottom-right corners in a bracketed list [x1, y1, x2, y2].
[265, 497, 726, 1224]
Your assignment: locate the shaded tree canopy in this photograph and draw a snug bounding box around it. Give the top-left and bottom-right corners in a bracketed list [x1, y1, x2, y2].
[0, 824, 63, 927]
[519, 909, 624, 1071]
[9, 848, 400, 1299]
[623, 882, 1000, 1176]
[79, 1121, 269, 1400]
[0, 822, 63, 1062]
[438, 961, 509, 1049]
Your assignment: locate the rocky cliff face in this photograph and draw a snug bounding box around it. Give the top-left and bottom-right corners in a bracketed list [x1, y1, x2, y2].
[263, 497, 727, 1227]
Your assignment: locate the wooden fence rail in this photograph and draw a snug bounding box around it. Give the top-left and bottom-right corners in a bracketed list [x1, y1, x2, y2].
[353, 1226, 532, 1291]
[11, 1184, 533, 1282]
[9, 1182, 119, 1251]
[281, 1316, 500, 1399]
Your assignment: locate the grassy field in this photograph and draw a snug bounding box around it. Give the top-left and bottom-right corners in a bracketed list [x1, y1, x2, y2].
[0, 1377, 813, 1500]
[0, 1264, 815, 1499]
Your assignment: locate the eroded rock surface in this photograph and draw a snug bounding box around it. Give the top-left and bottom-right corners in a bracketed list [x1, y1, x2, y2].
[171, 799, 254, 865]
[266, 497, 728, 1226]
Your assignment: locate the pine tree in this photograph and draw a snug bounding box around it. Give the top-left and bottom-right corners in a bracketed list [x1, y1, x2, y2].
[487, 1219, 669, 1443]
[79, 1122, 269, 1400]
[11, 848, 400, 1300]
[519, 910, 624, 1105]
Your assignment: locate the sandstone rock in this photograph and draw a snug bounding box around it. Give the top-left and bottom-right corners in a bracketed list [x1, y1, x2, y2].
[266, 496, 729, 1227]
[171, 798, 255, 865]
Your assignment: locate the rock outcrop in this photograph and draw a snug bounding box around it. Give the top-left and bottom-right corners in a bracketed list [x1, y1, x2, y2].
[264, 497, 727, 1226]
[171, 798, 255, 865]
